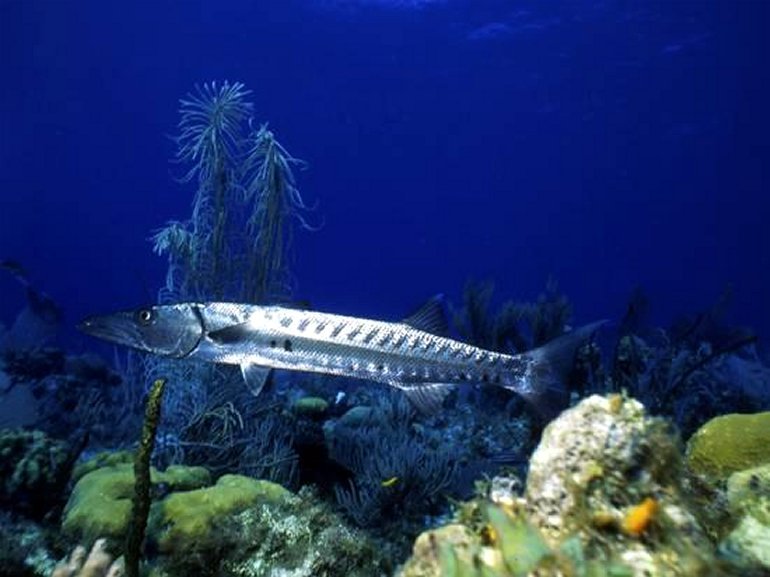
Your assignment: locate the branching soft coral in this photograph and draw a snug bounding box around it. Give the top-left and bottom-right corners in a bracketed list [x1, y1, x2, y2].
[152, 81, 315, 303]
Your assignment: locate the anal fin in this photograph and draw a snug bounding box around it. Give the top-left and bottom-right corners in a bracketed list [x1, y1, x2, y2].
[241, 363, 272, 397]
[399, 382, 454, 414]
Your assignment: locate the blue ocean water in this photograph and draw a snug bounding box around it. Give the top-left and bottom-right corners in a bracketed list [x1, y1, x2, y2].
[2, 0, 767, 341]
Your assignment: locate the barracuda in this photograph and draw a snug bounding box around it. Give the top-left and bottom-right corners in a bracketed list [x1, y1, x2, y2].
[79, 298, 602, 413]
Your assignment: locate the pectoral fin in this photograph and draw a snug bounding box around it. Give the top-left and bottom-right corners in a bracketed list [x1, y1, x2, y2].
[209, 322, 252, 345]
[241, 363, 272, 397]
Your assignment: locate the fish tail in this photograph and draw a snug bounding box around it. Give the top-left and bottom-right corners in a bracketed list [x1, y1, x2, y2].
[506, 321, 606, 419]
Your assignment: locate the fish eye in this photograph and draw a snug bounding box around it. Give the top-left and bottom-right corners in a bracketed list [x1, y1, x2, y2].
[137, 309, 154, 325]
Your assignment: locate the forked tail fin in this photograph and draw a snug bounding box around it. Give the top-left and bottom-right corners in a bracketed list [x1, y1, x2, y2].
[506, 321, 607, 420]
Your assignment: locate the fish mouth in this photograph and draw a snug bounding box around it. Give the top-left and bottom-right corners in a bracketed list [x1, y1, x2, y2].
[78, 312, 143, 349]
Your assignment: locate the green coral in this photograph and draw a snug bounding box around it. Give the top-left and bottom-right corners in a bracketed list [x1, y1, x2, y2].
[71, 450, 134, 483]
[152, 474, 290, 554]
[292, 396, 329, 416]
[62, 461, 210, 545]
[686, 412, 770, 481]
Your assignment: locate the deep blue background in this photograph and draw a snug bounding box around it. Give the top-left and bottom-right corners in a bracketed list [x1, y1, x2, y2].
[1, 0, 768, 348]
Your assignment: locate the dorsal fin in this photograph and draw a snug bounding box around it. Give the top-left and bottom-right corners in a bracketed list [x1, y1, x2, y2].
[399, 382, 454, 414]
[402, 294, 448, 336]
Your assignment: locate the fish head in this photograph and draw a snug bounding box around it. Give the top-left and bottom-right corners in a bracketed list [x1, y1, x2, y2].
[78, 303, 203, 358]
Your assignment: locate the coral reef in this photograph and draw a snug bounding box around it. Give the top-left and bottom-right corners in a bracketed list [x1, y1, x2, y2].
[0, 510, 55, 577]
[324, 393, 457, 530]
[451, 278, 572, 354]
[0, 346, 128, 446]
[0, 429, 75, 521]
[400, 394, 732, 577]
[56, 451, 389, 576]
[607, 291, 765, 438]
[524, 394, 713, 575]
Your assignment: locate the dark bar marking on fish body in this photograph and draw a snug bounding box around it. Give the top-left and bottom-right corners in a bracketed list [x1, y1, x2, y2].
[297, 318, 310, 332]
[378, 332, 393, 347]
[331, 322, 346, 338]
[315, 321, 328, 333]
[393, 335, 407, 350]
[363, 328, 379, 344]
[283, 339, 293, 352]
[280, 317, 293, 328]
[347, 325, 362, 340]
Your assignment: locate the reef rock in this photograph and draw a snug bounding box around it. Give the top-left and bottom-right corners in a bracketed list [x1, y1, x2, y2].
[525, 394, 714, 575]
[399, 394, 727, 576]
[718, 463, 770, 572]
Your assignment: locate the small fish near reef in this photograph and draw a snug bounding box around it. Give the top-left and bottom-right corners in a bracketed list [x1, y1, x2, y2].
[79, 298, 603, 414]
